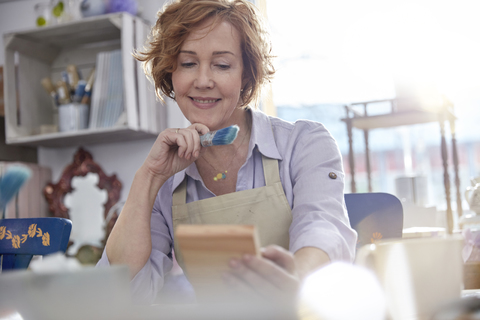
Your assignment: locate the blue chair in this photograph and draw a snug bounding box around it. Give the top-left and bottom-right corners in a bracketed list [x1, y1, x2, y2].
[0, 217, 72, 270]
[344, 192, 403, 248]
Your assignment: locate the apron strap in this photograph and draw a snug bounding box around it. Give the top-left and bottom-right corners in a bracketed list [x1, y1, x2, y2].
[262, 154, 281, 186]
[172, 176, 187, 206]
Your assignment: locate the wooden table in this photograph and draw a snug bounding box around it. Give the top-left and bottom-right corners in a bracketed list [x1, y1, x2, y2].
[341, 98, 462, 234]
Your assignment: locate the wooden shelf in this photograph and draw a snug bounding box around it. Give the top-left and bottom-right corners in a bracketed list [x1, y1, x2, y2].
[343, 109, 456, 130]
[3, 13, 163, 148]
[5, 126, 157, 148]
[9, 14, 123, 48]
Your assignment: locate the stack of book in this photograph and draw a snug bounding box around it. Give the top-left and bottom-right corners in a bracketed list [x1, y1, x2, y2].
[89, 49, 124, 129]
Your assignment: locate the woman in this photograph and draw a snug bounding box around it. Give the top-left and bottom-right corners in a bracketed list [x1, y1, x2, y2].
[97, 0, 357, 305]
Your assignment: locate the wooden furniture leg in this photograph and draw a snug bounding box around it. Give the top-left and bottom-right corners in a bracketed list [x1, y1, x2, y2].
[449, 119, 463, 220]
[439, 119, 453, 234]
[364, 129, 372, 192]
[345, 106, 356, 193]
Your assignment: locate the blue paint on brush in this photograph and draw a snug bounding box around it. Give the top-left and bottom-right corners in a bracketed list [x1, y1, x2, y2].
[200, 125, 239, 147]
[73, 80, 87, 103]
[0, 166, 32, 219]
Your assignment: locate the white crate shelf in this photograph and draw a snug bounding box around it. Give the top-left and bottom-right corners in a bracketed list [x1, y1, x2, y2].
[3, 13, 163, 148]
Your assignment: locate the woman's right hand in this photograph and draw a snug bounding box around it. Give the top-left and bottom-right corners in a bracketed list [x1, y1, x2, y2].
[143, 123, 210, 181]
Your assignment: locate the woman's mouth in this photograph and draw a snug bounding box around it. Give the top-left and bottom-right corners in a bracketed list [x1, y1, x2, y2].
[191, 97, 220, 104]
[189, 97, 221, 109]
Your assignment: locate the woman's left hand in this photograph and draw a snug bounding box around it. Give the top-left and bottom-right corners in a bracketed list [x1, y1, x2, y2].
[224, 245, 301, 304]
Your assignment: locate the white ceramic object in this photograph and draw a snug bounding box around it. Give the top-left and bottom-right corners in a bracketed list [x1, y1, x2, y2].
[80, 0, 106, 18]
[466, 183, 480, 215]
[356, 236, 464, 320]
[58, 103, 89, 132]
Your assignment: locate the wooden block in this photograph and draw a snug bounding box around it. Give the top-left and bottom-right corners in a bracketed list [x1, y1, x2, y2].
[464, 261, 480, 289]
[176, 224, 260, 302]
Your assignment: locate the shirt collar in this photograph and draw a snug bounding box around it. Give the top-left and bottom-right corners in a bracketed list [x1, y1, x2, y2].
[249, 108, 282, 161]
[172, 108, 282, 190]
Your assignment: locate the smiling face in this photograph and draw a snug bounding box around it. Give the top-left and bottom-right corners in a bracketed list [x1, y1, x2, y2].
[171, 18, 244, 131]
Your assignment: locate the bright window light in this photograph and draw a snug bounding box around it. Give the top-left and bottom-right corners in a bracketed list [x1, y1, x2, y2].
[267, 0, 480, 106]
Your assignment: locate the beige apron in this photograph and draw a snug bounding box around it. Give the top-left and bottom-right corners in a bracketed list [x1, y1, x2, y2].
[171, 154, 292, 272]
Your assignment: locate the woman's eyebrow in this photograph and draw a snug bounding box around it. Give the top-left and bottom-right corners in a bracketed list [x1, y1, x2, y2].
[179, 50, 235, 56]
[179, 50, 196, 55]
[212, 51, 235, 56]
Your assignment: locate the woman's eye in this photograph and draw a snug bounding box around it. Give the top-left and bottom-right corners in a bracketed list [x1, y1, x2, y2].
[181, 62, 196, 68]
[216, 64, 230, 70]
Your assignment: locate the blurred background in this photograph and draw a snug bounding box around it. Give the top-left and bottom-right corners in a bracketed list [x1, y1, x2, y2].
[1, 0, 479, 233]
[263, 0, 480, 216]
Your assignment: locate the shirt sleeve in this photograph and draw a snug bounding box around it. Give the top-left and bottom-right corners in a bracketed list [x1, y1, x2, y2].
[95, 189, 174, 305]
[287, 121, 357, 262]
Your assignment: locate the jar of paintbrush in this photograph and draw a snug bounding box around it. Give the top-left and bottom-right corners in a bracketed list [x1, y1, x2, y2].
[41, 65, 95, 133]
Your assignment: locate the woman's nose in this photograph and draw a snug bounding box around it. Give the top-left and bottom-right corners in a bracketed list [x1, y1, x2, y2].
[194, 65, 214, 89]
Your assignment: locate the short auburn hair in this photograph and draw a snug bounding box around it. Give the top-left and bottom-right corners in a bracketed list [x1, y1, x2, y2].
[134, 0, 275, 108]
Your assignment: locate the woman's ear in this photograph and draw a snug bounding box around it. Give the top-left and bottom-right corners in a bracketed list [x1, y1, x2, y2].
[241, 71, 249, 91]
[240, 78, 249, 96]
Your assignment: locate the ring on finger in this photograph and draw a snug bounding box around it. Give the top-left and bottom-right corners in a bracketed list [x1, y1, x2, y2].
[175, 128, 179, 134]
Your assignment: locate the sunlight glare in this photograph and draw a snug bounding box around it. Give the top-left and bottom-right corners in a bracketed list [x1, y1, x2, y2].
[267, 0, 480, 107]
[299, 262, 386, 320]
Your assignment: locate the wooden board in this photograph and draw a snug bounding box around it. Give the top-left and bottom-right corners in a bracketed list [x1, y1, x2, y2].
[0, 66, 4, 117]
[343, 109, 456, 130]
[175, 224, 260, 302]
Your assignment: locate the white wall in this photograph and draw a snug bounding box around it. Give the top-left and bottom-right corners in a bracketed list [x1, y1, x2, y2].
[0, 1, 37, 65]
[1, 0, 189, 201]
[0, 0, 168, 64]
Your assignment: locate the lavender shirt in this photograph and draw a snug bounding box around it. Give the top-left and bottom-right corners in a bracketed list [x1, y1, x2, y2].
[97, 109, 357, 303]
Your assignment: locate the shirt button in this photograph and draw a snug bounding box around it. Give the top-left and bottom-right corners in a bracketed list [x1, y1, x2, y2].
[329, 172, 337, 179]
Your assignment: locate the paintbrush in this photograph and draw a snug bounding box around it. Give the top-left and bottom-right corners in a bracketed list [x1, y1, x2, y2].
[41, 77, 59, 108]
[66, 64, 79, 90]
[56, 80, 71, 104]
[81, 68, 96, 105]
[200, 125, 239, 147]
[0, 165, 32, 219]
[73, 80, 87, 103]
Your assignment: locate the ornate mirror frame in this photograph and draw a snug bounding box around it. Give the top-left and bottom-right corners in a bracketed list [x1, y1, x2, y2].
[43, 147, 122, 248]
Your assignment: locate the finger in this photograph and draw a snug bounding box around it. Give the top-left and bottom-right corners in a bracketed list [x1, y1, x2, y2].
[186, 123, 209, 158]
[187, 125, 205, 158]
[189, 124, 208, 158]
[179, 128, 196, 160]
[261, 245, 296, 274]
[169, 127, 183, 135]
[189, 123, 210, 136]
[171, 130, 188, 158]
[229, 258, 280, 297]
[169, 126, 207, 159]
[241, 253, 298, 292]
